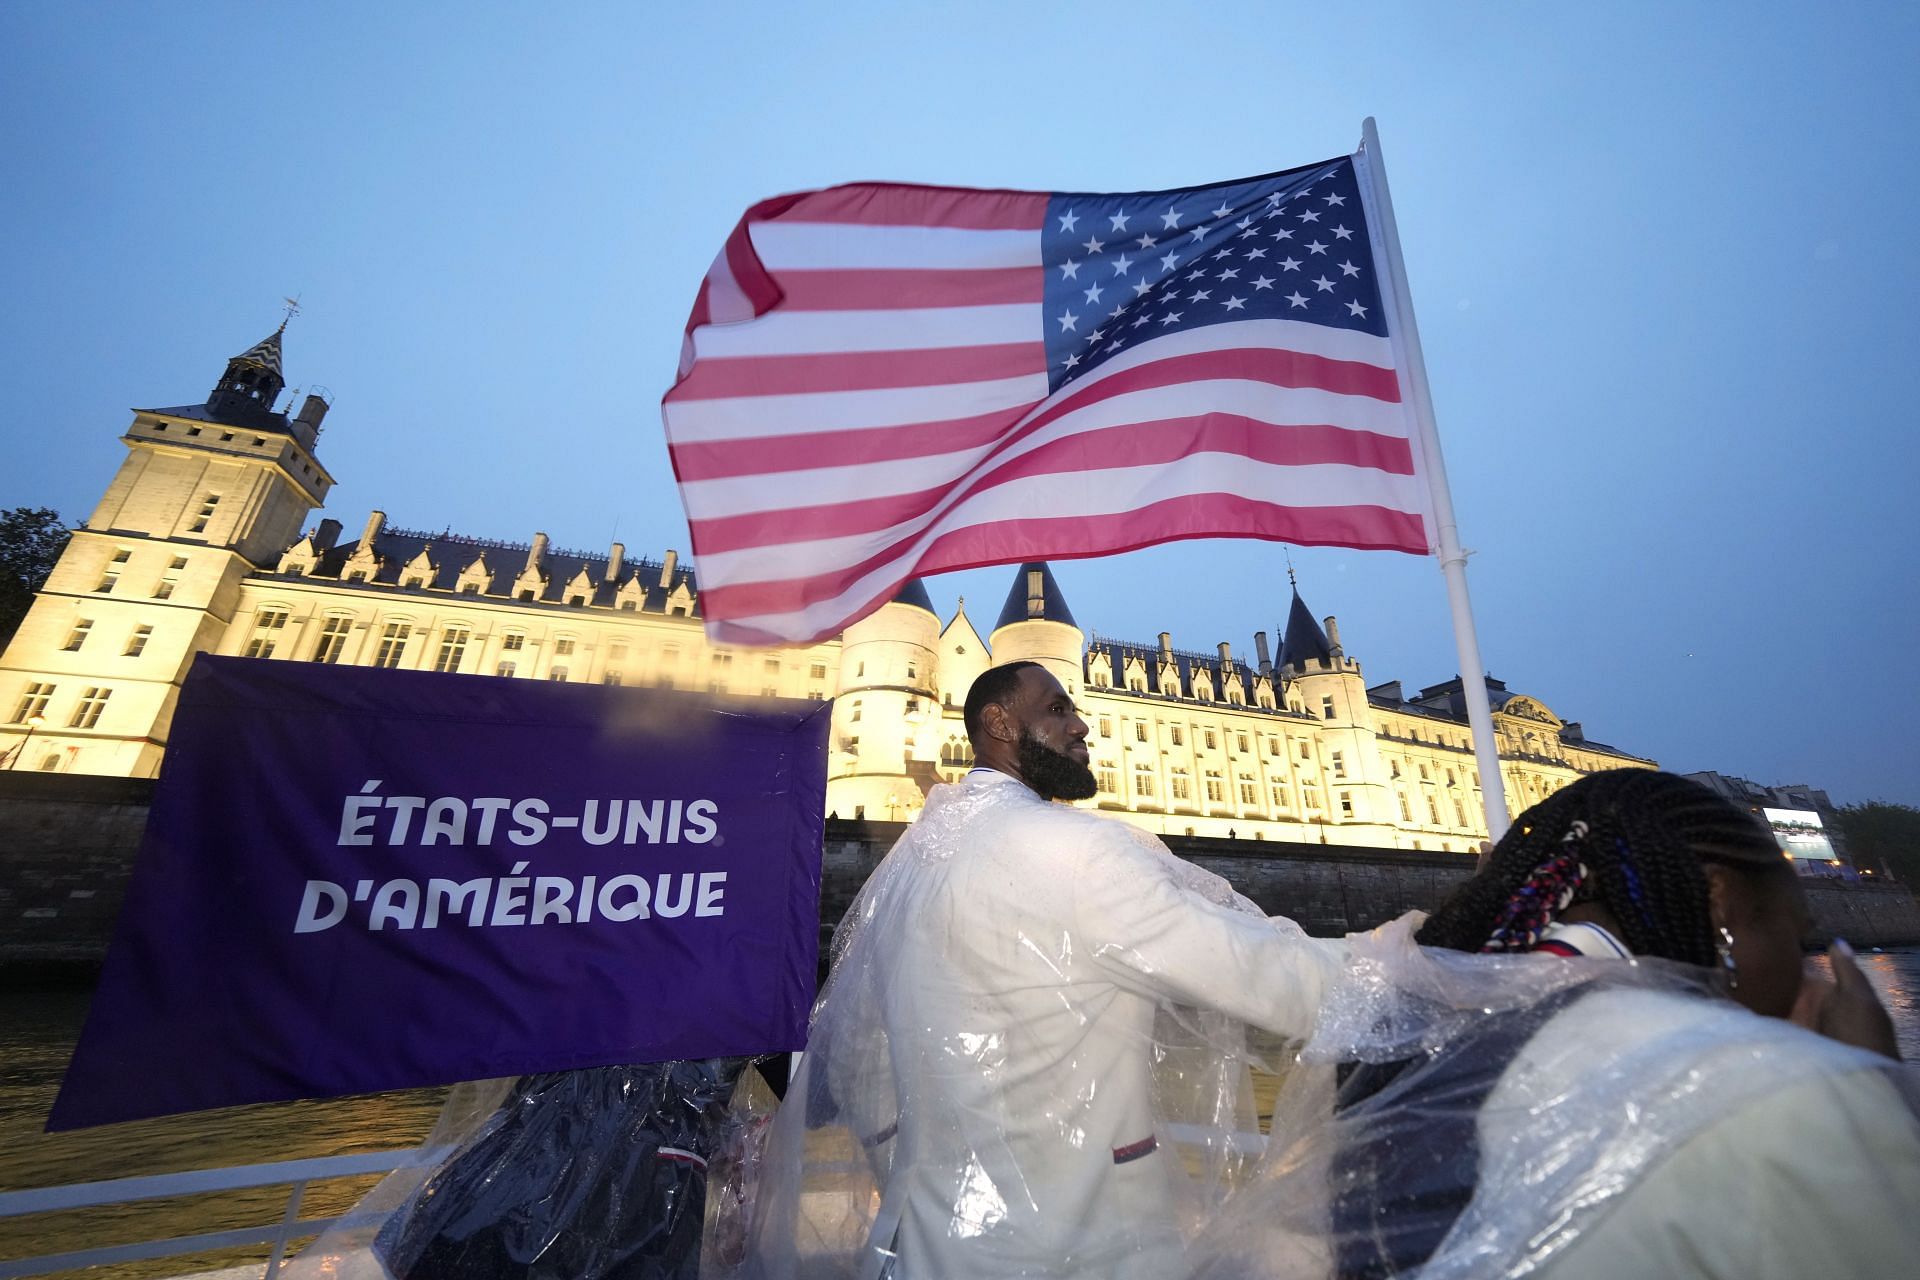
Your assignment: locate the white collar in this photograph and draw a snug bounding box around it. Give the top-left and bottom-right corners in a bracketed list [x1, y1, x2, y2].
[1539, 920, 1634, 959]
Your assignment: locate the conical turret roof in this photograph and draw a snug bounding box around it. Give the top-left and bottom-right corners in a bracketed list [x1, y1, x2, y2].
[231, 323, 285, 378]
[889, 577, 936, 616]
[1275, 588, 1331, 671]
[994, 561, 1076, 630]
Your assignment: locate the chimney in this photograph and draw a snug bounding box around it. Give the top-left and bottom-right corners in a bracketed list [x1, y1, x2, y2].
[360, 510, 385, 547]
[659, 549, 678, 588]
[1026, 567, 1045, 619]
[295, 393, 330, 432]
[524, 532, 549, 573]
[1325, 615, 1343, 659]
[606, 541, 625, 584]
[1253, 631, 1273, 674]
[1217, 641, 1233, 668]
[1158, 632, 1173, 660]
[315, 518, 342, 552]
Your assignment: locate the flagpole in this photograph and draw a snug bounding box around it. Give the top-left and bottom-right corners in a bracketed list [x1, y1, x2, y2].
[1354, 117, 1512, 843]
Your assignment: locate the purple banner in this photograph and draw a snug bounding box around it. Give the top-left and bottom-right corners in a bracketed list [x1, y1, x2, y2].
[50, 655, 829, 1130]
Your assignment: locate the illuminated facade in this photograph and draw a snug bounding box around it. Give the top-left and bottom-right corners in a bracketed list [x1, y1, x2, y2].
[1, 329, 1655, 851]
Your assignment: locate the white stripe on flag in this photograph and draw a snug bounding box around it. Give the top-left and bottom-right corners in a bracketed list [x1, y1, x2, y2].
[677, 377, 1412, 521]
[697, 453, 1428, 592]
[748, 222, 1041, 271]
[664, 372, 1051, 441]
[690, 303, 1039, 358]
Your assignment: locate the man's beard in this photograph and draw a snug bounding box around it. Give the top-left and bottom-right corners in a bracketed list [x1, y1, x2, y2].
[1017, 729, 1097, 801]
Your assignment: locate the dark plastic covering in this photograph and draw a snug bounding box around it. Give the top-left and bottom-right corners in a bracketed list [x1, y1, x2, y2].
[992, 561, 1076, 630]
[1275, 590, 1331, 671]
[375, 1061, 748, 1280]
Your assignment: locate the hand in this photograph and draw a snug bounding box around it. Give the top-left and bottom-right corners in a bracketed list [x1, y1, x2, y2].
[1803, 940, 1901, 1060]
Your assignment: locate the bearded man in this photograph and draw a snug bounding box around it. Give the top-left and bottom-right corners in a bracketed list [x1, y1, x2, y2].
[776, 661, 1345, 1280]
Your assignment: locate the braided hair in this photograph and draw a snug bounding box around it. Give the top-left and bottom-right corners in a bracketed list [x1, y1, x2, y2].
[1417, 770, 1786, 966]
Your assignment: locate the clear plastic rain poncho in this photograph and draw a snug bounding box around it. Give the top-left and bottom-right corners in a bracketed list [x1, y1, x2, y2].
[738, 773, 1920, 1279]
[740, 771, 1346, 1280]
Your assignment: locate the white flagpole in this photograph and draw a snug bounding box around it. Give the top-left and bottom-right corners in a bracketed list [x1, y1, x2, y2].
[1353, 117, 1511, 842]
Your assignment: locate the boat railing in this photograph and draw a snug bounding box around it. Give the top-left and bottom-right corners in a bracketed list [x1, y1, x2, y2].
[0, 1147, 443, 1280]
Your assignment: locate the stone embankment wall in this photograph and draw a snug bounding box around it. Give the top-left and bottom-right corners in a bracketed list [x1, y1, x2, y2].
[6, 776, 1919, 979]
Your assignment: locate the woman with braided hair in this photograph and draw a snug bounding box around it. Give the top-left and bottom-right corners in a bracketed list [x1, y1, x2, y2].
[1189, 770, 1919, 1280]
[1417, 768, 1889, 1039]
[1307, 769, 1920, 1280]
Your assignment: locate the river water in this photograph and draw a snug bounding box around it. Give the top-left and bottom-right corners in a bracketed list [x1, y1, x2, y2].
[4, 950, 1918, 1275]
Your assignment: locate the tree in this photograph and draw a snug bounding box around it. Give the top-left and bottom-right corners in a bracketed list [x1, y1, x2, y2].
[0, 506, 68, 650]
[1836, 801, 1920, 892]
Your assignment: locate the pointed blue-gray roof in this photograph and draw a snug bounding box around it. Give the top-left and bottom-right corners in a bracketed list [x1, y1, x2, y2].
[1275, 589, 1331, 671]
[889, 577, 936, 616]
[994, 561, 1076, 630]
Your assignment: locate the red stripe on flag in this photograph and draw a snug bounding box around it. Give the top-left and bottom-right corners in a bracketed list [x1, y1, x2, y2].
[671, 406, 1025, 482]
[670, 338, 1401, 478]
[689, 416, 1417, 554]
[671, 341, 1046, 401]
[702, 494, 1428, 626]
[773, 266, 1044, 311]
[783, 184, 1049, 230]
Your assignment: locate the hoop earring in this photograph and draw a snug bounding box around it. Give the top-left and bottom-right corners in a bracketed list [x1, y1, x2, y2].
[1715, 926, 1739, 990]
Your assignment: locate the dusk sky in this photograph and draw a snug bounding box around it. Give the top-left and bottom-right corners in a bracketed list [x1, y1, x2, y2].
[3, 2, 1915, 805]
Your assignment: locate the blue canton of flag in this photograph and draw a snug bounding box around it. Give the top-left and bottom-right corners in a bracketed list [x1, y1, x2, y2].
[1042, 157, 1386, 392]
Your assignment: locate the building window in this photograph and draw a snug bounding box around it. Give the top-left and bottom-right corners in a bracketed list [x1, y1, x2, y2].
[1098, 716, 1112, 738]
[433, 626, 470, 673]
[1321, 695, 1336, 720]
[496, 660, 517, 677]
[850, 701, 863, 723]
[313, 615, 352, 663]
[518, 589, 534, 601]
[554, 638, 576, 656]
[1390, 758, 1402, 779]
[1204, 770, 1224, 803]
[906, 660, 918, 681]
[62, 620, 93, 651]
[155, 555, 187, 600]
[461, 583, 480, 595]
[11, 683, 55, 724]
[809, 662, 827, 680]
[1134, 721, 1148, 743]
[619, 600, 635, 611]
[1236, 733, 1249, 753]
[403, 576, 425, 589]
[1204, 729, 1217, 750]
[1340, 792, 1354, 818]
[1331, 750, 1346, 779]
[96, 549, 132, 593]
[569, 594, 585, 606]
[1172, 769, 1191, 801]
[125, 625, 153, 657]
[856, 662, 865, 678]
[69, 687, 110, 729]
[348, 571, 368, 583]
[603, 672, 623, 686]
[1133, 767, 1156, 799]
[374, 622, 411, 668]
[1098, 766, 1118, 795]
[1166, 725, 1182, 746]
[1303, 782, 1321, 810]
[1454, 795, 1468, 825]
[1272, 785, 1290, 810]
[550, 665, 569, 682]
[188, 494, 220, 534]
[1238, 775, 1257, 805]
[1428, 794, 1442, 824]
[1399, 792, 1413, 822]
[502, 633, 525, 651]
[244, 607, 290, 659]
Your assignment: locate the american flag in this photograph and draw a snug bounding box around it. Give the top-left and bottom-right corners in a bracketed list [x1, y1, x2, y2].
[662, 152, 1433, 645]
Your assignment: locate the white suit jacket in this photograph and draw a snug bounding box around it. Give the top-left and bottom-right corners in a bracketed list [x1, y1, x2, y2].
[851, 770, 1343, 1280]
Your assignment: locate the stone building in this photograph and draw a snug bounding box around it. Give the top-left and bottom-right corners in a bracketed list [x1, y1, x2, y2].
[0, 327, 1654, 851]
